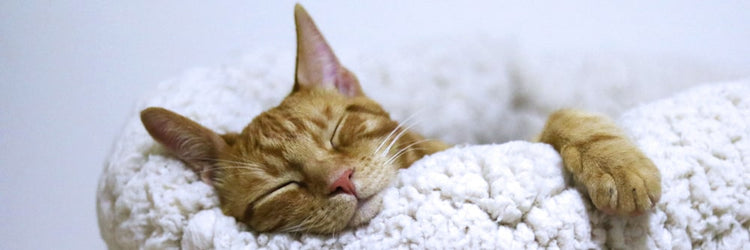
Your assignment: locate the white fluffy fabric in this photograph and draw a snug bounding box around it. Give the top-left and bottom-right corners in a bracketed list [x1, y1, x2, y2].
[97, 38, 749, 249]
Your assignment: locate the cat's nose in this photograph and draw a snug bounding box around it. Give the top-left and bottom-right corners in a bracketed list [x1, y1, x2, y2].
[329, 169, 357, 197]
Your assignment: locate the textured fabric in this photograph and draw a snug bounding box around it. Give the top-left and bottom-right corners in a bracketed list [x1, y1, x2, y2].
[97, 38, 749, 249]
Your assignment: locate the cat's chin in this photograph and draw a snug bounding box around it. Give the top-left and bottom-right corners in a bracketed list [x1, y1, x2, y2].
[347, 192, 384, 227]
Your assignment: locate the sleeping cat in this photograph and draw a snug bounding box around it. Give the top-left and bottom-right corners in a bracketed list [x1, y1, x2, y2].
[140, 4, 661, 234]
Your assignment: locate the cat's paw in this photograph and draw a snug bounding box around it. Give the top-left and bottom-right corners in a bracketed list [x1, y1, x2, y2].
[561, 138, 661, 216]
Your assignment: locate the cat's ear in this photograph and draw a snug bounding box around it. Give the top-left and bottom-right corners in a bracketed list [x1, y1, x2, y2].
[140, 107, 228, 185]
[292, 4, 363, 97]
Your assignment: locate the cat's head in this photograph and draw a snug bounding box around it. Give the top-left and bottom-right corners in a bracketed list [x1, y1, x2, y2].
[140, 4, 443, 234]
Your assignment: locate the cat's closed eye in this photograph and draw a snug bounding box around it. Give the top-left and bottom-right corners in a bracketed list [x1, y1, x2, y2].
[256, 181, 301, 205]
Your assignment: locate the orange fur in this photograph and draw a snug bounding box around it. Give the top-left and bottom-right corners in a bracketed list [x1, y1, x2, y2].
[141, 4, 660, 235]
[141, 4, 447, 234]
[538, 109, 661, 216]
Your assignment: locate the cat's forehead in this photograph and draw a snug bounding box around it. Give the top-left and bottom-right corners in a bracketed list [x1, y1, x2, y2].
[237, 89, 391, 151]
[256, 89, 387, 125]
[249, 97, 343, 134]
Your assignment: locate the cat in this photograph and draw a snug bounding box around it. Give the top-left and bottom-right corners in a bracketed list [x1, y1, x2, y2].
[140, 4, 660, 234]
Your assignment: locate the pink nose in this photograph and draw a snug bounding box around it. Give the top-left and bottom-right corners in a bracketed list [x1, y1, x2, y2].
[329, 169, 357, 197]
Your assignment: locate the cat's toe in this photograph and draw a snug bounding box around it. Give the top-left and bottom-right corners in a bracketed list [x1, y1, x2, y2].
[588, 160, 661, 216]
[544, 109, 662, 216]
[587, 173, 618, 214]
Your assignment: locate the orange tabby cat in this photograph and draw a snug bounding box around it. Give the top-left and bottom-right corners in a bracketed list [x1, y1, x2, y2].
[140, 4, 660, 234]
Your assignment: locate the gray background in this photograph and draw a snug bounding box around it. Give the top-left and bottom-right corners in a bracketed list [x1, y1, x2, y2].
[2, 1, 748, 249]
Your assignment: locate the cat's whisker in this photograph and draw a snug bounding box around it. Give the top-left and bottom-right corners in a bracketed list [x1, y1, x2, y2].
[224, 153, 264, 166]
[185, 155, 266, 176]
[278, 223, 306, 233]
[215, 162, 263, 170]
[290, 215, 323, 234]
[374, 127, 398, 156]
[184, 155, 263, 169]
[375, 113, 417, 152]
[197, 166, 261, 177]
[385, 139, 433, 166]
[385, 147, 427, 167]
[206, 161, 262, 170]
[205, 166, 258, 171]
[218, 153, 264, 167]
[285, 216, 315, 233]
[387, 137, 432, 158]
[381, 119, 421, 157]
[374, 111, 422, 155]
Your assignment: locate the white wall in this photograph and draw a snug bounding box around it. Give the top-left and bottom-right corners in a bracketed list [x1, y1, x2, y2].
[1, 1, 748, 249]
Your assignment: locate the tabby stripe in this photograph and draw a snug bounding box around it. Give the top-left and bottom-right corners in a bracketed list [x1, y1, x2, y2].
[346, 104, 386, 116]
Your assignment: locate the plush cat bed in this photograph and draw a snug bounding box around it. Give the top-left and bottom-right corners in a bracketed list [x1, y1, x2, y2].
[97, 39, 750, 249]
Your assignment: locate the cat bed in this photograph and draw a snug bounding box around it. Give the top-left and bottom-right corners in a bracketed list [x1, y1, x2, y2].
[97, 39, 750, 249]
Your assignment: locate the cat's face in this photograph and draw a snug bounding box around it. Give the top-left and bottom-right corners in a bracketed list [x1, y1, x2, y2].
[213, 88, 418, 233]
[140, 4, 445, 234]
